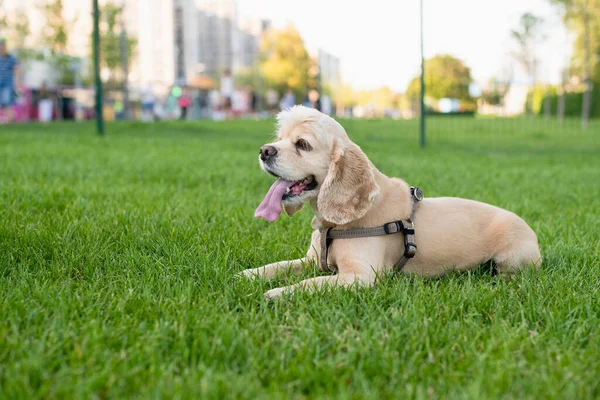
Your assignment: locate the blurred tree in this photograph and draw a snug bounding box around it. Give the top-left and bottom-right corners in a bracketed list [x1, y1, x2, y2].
[259, 25, 310, 97]
[38, 0, 81, 85]
[368, 86, 396, 114]
[406, 54, 475, 107]
[10, 11, 30, 50]
[1, 6, 43, 74]
[307, 56, 320, 91]
[549, 0, 598, 125]
[234, 64, 263, 110]
[96, 2, 136, 87]
[0, 6, 30, 51]
[509, 13, 546, 116]
[510, 13, 545, 86]
[235, 64, 262, 92]
[0, 0, 30, 50]
[0, 1, 7, 32]
[39, 0, 74, 53]
[320, 82, 333, 98]
[336, 84, 357, 108]
[332, 84, 402, 116]
[480, 91, 503, 106]
[550, 0, 599, 80]
[480, 77, 510, 106]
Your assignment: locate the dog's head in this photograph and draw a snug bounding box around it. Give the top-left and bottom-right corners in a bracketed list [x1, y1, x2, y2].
[255, 106, 380, 225]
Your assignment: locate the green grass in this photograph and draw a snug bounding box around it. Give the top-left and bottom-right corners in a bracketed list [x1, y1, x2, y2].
[1, 117, 599, 399]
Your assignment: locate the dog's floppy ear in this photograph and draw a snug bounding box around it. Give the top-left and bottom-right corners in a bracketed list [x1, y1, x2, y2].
[317, 141, 380, 225]
[283, 202, 304, 217]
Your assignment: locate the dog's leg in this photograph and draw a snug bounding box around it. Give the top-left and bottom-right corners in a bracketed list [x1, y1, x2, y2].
[494, 240, 542, 274]
[240, 233, 320, 280]
[491, 221, 542, 274]
[263, 271, 376, 300]
[239, 258, 311, 280]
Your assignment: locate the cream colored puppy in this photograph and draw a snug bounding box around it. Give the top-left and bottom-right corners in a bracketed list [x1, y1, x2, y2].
[243, 106, 541, 299]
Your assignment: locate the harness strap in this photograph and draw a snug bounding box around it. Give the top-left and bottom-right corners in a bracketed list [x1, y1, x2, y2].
[394, 219, 416, 271]
[319, 186, 423, 273]
[319, 227, 333, 272]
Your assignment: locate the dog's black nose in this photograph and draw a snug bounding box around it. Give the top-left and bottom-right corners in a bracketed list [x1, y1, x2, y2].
[260, 145, 278, 162]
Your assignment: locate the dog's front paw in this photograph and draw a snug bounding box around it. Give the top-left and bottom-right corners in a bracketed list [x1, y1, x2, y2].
[236, 268, 261, 280]
[264, 287, 287, 301]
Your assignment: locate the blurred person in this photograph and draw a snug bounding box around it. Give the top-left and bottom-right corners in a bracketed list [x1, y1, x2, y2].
[0, 38, 21, 122]
[265, 89, 279, 114]
[231, 87, 246, 118]
[197, 91, 209, 119]
[166, 94, 178, 119]
[141, 85, 155, 122]
[220, 69, 234, 118]
[302, 93, 311, 107]
[178, 89, 191, 120]
[308, 89, 321, 111]
[153, 99, 165, 121]
[114, 100, 124, 120]
[321, 94, 332, 115]
[279, 88, 295, 110]
[38, 82, 54, 122]
[248, 87, 258, 117]
[209, 89, 223, 120]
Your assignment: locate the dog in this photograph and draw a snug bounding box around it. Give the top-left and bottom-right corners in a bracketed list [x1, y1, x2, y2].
[241, 106, 541, 299]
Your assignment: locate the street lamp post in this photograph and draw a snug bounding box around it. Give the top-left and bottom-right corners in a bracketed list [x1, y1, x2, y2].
[420, 0, 426, 148]
[120, 8, 130, 120]
[93, 0, 104, 135]
[70, 58, 83, 121]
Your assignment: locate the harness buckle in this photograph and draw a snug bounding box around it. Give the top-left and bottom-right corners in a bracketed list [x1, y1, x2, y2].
[404, 241, 417, 258]
[383, 221, 402, 235]
[401, 219, 417, 258]
[411, 186, 424, 202]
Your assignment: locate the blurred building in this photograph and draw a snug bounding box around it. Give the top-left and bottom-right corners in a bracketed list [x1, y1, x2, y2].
[237, 18, 270, 72]
[2, 0, 268, 91]
[317, 49, 342, 91]
[1, 0, 127, 62]
[180, 0, 269, 80]
[126, 0, 175, 93]
[307, 47, 341, 94]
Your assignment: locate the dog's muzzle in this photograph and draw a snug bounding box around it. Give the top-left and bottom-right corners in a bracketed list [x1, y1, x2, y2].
[259, 145, 278, 162]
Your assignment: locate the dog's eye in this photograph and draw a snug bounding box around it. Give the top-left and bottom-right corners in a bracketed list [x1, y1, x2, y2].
[295, 139, 312, 151]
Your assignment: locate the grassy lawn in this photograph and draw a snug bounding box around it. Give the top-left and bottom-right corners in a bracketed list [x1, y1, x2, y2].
[1, 117, 599, 399]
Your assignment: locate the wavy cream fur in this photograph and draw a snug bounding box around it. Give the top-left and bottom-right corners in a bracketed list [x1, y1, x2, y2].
[243, 106, 542, 300]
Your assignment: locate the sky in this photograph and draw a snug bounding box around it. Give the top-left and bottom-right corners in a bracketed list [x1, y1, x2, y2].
[238, 0, 574, 91]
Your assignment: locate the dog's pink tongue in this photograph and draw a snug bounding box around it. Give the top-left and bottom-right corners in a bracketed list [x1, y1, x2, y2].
[255, 179, 293, 222]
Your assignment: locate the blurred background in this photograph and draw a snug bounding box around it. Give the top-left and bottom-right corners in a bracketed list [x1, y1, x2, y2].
[0, 0, 597, 130]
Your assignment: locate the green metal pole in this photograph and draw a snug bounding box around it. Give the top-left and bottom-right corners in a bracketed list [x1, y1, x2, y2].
[93, 0, 104, 135]
[419, 0, 426, 148]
